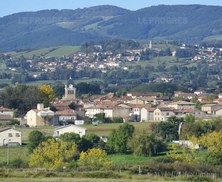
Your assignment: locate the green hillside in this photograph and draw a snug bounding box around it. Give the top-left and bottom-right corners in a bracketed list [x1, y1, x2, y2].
[1, 5, 222, 51]
[14, 46, 80, 58]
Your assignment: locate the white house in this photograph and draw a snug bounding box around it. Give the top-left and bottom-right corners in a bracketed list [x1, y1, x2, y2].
[140, 107, 155, 122]
[53, 124, 87, 138]
[154, 107, 175, 121]
[26, 104, 55, 127]
[55, 109, 77, 123]
[0, 127, 22, 146]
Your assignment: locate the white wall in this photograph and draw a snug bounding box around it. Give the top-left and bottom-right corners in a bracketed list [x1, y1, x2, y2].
[0, 129, 21, 146]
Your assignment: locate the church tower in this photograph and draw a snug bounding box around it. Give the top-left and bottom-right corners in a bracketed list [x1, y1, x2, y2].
[149, 40, 152, 49]
[63, 77, 76, 100]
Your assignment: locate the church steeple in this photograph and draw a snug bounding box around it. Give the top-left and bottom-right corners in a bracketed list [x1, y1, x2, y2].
[63, 77, 76, 100]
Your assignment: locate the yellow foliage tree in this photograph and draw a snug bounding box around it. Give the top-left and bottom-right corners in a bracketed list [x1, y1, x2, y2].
[194, 131, 222, 154]
[79, 148, 112, 168]
[39, 84, 55, 102]
[29, 138, 78, 170]
[167, 143, 197, 164]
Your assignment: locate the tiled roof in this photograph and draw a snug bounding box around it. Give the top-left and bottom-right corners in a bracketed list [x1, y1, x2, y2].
[56, 109, 76, 116]
[0, 106, 12, 111]
[157, 107, 175, 111]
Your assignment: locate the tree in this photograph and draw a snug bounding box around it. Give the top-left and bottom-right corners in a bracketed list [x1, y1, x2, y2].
[155, 116, 183, 142]
[39, 84, 55, 106]
[83, 133, 104, 149]
[193, 131, 222, 165]
[79, 148, 112, 169]
[129, 132, 165, 157]
[59, 132, 104, 152]
[27, 130, 45, 153]
[0, 85, 42, 116]
[108, 123, 135, 153]
[29, 138, 78, 170]
[184, 114, 195, 123]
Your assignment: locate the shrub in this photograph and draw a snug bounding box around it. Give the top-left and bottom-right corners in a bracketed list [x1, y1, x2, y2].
[79, 148, 112, 169]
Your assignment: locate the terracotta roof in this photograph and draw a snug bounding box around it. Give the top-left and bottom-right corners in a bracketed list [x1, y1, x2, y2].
[0, 106, 12, 111]
[131, 92, 161, 97]
[131, 104, 147, 108]
[157, 107, 175, 111]
[142, 106, 156, 112]
[169, 101, 195, 105]
[56, 109, 76, 116]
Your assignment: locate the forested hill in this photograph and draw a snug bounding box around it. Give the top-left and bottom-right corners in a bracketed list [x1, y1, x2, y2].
[1, 4, 222, 51]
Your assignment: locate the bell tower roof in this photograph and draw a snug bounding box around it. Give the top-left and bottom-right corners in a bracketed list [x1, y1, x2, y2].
[67, 76, 75, 86]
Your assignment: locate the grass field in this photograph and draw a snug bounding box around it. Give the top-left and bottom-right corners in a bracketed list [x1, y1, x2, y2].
[0, 177, 192, 182]
[110, 154, 151, 165]
[14, 46, 80, 58]
[26, 78, 102, 86]
[0, 146, 29, 164]
[15, 122, 152, 143]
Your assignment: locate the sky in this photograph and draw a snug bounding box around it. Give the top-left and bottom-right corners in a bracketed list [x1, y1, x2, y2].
[1, 0, 222, 17]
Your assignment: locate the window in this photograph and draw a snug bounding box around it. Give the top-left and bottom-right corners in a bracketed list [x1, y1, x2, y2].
[16, 133, 20, 137]
[8, 133, 12, 137]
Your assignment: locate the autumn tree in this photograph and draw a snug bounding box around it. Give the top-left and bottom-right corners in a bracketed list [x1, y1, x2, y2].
[29, 138, 78, 170]
[79, 148, 112, 169]
[193, 131, 222, 165]
[39, 84, 55, 106]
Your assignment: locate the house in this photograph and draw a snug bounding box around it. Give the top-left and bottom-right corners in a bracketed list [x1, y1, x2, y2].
[75, 120, 84, 125]
[85, 103, 132, 120]
[154, 107, 175, 121]
[167, 101, 195, 110]
[85, 106, 103, 118]
[140, 107, 155, 122]
[54, 109, 77, 124]
[103, 103, 132, 120]
[53, 124, 87, 138]
[194, 90, 206, 95]
[174, 91, 195, 100]
[0, 127, 22, 146]
[212, 108, 222, 116]
[0, 106, 14, 124]
[131, 104, 146, 122]
[201, 104, 222, 114]
[26, 104, 56, 127]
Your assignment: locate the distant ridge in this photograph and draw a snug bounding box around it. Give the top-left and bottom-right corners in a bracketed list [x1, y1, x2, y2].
[1, 5, 222, 51]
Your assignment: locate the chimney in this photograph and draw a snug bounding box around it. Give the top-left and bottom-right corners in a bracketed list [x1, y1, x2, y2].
[37, 103, 44, 110]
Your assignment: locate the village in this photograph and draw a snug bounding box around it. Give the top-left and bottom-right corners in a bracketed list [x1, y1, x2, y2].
[4, 41, 222, 80]
[1, 78, 222, 147]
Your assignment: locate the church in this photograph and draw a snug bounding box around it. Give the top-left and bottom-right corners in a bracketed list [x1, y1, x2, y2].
[52, 78, 85, 121]
[62, 78, 76, 100]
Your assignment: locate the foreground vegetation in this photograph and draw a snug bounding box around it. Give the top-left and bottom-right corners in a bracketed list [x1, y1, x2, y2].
[0, 117, 222, 181]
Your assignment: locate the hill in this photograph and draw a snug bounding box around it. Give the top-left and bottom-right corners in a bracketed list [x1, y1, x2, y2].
[1, 5, 222, 51]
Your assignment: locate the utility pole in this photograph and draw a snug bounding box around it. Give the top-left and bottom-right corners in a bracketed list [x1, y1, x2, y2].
[6, 142, 9, 165]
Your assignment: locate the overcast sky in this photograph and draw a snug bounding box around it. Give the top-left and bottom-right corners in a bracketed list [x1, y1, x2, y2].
[1, 0, 222, 17]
